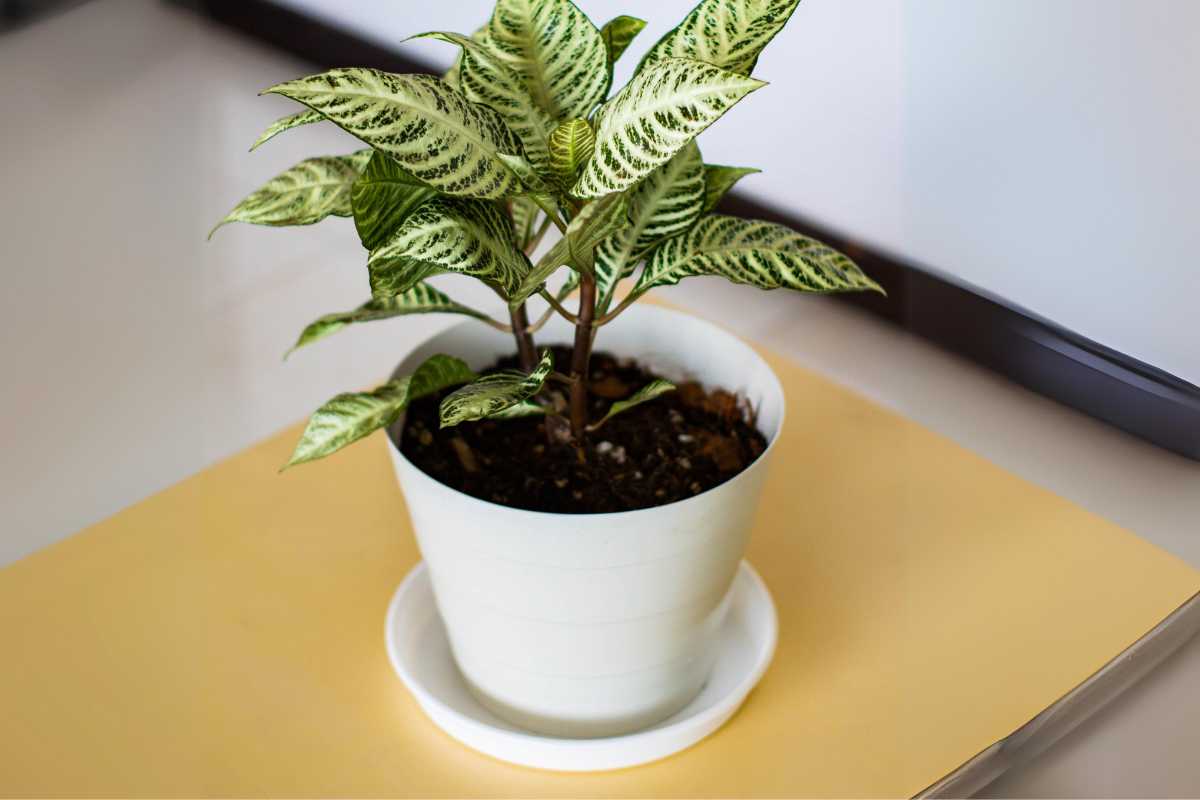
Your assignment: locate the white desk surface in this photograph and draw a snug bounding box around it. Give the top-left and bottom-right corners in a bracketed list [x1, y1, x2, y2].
[1, 1, 1197, 795]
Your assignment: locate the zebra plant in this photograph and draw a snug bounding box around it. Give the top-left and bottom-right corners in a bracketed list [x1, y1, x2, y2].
[211, 0, 883, 469]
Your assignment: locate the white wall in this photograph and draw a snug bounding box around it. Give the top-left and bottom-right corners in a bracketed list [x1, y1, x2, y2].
[900, 0, 1200, 384]
[274, 0, 1198, 383]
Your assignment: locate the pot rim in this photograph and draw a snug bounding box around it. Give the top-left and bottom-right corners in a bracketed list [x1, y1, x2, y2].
[386, 304, 786, 521]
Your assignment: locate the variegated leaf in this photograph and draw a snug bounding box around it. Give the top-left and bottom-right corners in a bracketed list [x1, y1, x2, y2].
[440, 348, 554, 427]
[287, 284, 491, 356]
[442, 53, 463, 89]
[555, 269, 580, 301]
[417, 31, 554, 172]
[595, 141, 705, 311]
[443, 24, 490, 90]
[548, 118, 594, 191]
[263, 69, 523, 198]
[482, 0, 609, 122]
[509, 196, 541, 248]
[443, 58, 463, 89]
[368, 197, 531, 299]
[250, 109, 324, 151]
[489, 400, 549, 419]
[573, 58, 764, 197]
[636, 215, 884, 296]
[701, 164, 760, 213]
[496, 152, 553, 194]
[350, 150, 436, 250]
[367, 257, 444, 301]
[588, 379, 676, 430]
[622, 142, 706, 247]
[600, 15, 647, 66]
[210, 150, 370, 238]
[640, 0, 802, 75]
[285, 354, 474, 467]
[514, 192, 629, 302]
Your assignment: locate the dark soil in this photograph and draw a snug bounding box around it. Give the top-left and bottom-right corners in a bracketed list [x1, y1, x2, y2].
[396, 347, 768, 514]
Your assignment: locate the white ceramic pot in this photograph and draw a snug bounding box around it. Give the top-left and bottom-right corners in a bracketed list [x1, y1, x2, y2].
[386, 305, 784, 738]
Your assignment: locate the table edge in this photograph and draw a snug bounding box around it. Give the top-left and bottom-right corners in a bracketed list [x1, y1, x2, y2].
[918, 590, 1200, 798]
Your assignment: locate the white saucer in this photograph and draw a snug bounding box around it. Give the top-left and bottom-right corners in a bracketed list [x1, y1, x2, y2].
[384, 560, 778, 772]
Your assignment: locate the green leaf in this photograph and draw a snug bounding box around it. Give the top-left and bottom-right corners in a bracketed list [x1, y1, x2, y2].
[496, 152, 553, 194]
[416, 31, 555, 173]
[588, 379, 676, 430]
[600, 15, 647, 66]
[509, 196, 541, 248]
[210, 150, 370, 238]
[635, 215, 884, 296]
[489, 400, 550, 419]
[440, 348, 554, 427]
[514, 192, 630, 302]
[263, 69, 523, 199]
[595, 141, 705, 311]
[548, 118, 595, 191]
[640, 0, 802, 75]
[250, 109, 323, 151]
[554, 270, 581, 302]
[573, 58, 764, 197]
[366, 257, 445, 302]
[286, 284, 492, 357]
[285, 354, 474, 467]
[443, 24, 490, 90]
[368, 197, 532, 299]
[443, 57, 463, 89]
[482, 0, 609, 122]
[701, 164, 760, 213]
[350, 151, 436, 250]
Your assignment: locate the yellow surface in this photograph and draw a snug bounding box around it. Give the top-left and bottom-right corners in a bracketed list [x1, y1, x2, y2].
[1, 347, 1197, 798]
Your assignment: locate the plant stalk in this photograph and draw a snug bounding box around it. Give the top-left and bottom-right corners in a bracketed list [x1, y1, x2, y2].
[503, 213, 560, 372]
[594, 289, 641, 326]
[539, 288, 580, 323]
[509, 303, 537, 372]
[568, 273, 597, 440]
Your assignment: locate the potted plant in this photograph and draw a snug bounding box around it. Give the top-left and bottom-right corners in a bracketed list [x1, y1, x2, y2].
[212, 0, 881, 739]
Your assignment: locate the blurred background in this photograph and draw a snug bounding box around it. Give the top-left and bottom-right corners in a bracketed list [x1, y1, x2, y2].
[1, 1, 1199, 796]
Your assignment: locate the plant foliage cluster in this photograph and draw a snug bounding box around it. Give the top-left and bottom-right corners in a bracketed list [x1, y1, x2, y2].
[211, 0, 884, 469]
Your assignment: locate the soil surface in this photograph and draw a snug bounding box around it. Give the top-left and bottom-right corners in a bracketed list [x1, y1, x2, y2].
[397, 347, 768, 514]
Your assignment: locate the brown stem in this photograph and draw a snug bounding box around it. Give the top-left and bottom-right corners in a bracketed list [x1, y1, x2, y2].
[568, 274, 596, 440]
[509, 303, 536, 372]
[539, 288, 580, 323]
[593, 289, 642, 326]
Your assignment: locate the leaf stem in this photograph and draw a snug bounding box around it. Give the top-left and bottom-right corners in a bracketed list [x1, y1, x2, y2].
[477, 315, 515, 333]
[531, 195, 568, 233]
[593, 289, 642, 326]
[538, 288, 580, 323]
[508, 304, 537, 372]
[465, 294, 517, 333]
